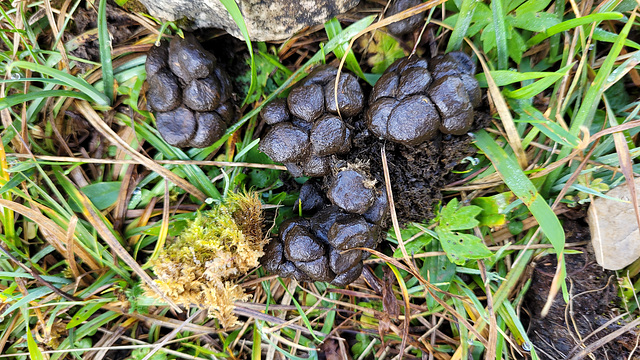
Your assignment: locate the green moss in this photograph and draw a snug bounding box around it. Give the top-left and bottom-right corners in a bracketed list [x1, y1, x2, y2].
[147, 192, 266, 328]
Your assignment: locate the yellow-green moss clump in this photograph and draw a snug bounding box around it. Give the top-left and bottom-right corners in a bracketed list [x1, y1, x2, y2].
[148, 192, 265, 328]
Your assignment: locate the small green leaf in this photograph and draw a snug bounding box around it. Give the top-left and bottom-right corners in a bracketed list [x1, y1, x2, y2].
[439, 198, 482, 231]
[511, 12, 559, 32]
[363, 32, 406, 74]
[436, 229, 493, 265]
[393, 233, 433, 257]
[471, 192, 515, 227]
[77, 182, 122, 211]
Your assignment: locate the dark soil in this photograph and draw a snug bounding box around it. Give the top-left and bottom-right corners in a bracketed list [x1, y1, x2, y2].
[524, 218, 639, 359]
[66, 1, 140, 72]
[346, 110, 491, 224]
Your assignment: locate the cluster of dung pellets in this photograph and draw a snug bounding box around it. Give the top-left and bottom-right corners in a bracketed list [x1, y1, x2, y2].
[261, 167, 388, 286]
[146, 33, 235, 148]
[365, 51, 481, 146]
[258, 65, 365, 177]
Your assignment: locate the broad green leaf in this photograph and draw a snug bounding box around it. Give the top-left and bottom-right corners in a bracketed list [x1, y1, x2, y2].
[593, 28, 640, 50]
[474, 130, 565, 254]
[476, 69, 567, 87]
[76, 182, 122, 211]
[393, 232, 433, 257]
[26, 323, 45, 360]
[514, 0, 552, 14]
[511, 12, 559, 32]
[436, 229, 493, 265]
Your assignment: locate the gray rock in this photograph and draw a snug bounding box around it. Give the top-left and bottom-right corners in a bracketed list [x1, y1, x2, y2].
[588, 177, 640, 270]
[138, 0, 360, 41]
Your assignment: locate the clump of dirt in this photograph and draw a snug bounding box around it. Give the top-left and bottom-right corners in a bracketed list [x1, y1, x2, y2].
[66, 2, 139, 71]
[524, 218, 639, 359]
[346, 111, 489, 223]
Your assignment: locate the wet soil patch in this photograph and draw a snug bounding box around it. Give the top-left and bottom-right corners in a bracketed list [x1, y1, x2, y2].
[524, 218, 639, 359]
[346, 111, 490, 224]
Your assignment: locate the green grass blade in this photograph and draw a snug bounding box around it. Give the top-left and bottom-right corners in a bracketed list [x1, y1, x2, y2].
[8, 61, 110, 106]
[543, 11, 636, 193]
[526, 12, 623, 48]
[324, 18, 368, 83]
[490, 0, 508, 69]
[26, 321, 45, 360]
[0, 90, 92, 110]
[277, 278, 325, 343]
[476, 69, 573, 87]
[593, 27, 640, 50]
[218, 0, 257, 105]
[515, 104, 580, 148]
[98, 0, 113, 104]
[446, 0, 477, 52]
[503, 63, 572, 99]
[474, 130, 565, 254]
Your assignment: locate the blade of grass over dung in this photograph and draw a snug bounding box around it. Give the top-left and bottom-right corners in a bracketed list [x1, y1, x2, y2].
[98, 0, 113, 104]
[490, 0, 508, 69]
[474, 130, 565, 254]
[543, 10, 636, 194]
[0, 90, 92, 110]
[219, 0, 256, 105]
[526, 12, 623, 47]
[446, 0, 477, 52]
[8, 61, 110, 106]
[324, 18, 368, 84]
